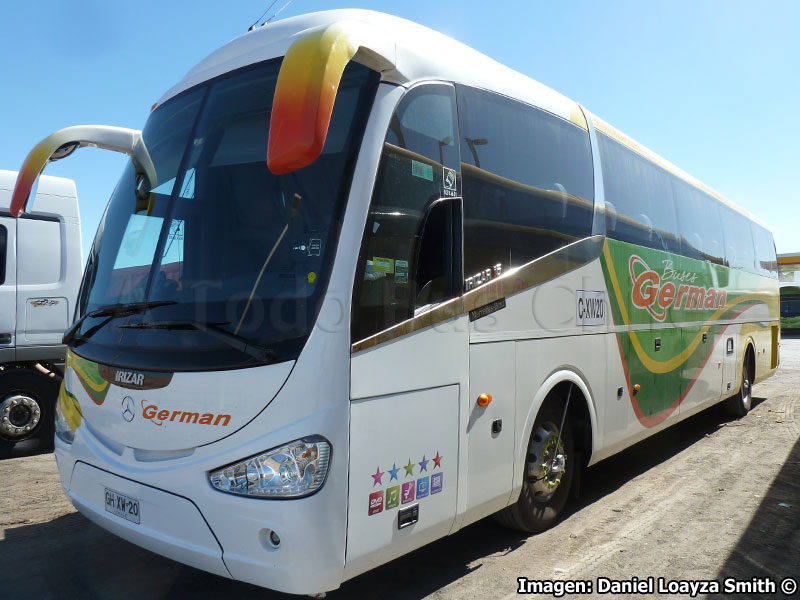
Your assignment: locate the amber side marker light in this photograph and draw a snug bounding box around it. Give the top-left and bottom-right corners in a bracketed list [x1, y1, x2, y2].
[477, 394, 492, 407]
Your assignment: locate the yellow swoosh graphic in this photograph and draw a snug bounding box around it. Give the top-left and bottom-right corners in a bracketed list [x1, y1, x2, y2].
[66, 348, 109, 394]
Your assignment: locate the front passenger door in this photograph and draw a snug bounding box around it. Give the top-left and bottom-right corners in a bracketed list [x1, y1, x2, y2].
[347, 83, 468, 576]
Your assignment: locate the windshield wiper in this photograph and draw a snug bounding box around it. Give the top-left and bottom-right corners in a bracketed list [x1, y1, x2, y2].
[235, 192, 302, 335]
[63, 301, 177, 345]
[117, 320, 275, 363]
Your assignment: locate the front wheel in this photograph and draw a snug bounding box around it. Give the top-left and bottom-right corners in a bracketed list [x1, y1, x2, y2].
[0, 369, 60, 458]
[495, 400, 575, 533]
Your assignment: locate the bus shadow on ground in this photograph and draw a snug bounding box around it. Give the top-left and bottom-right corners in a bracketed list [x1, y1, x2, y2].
[0, 510, 279, 600]
[0, 401, 762, 600]
[565, 399, 760, 516]
[0, 507, 528, 600]
[715, 435, 800, 598]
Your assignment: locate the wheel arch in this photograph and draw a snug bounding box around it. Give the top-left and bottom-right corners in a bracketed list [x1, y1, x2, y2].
[744, 337, 756, 380]
[512, 368, 599, 496]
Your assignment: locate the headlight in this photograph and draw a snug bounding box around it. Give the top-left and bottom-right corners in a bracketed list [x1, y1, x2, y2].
[209, 436, 331, 498]
[55, 383, 81, 444]
[54, 393, 74, 444]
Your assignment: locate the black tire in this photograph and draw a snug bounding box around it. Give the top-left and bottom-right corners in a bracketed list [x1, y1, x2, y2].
[495, 399, 575, 533]
[724, 352, 753, 418]
[0, 369, 60, 459]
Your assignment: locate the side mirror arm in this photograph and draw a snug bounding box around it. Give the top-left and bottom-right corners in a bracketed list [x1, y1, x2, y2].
[10, 125, 156, 217]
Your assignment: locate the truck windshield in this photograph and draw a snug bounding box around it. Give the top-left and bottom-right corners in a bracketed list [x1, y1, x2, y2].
[74, 59, 379, 371]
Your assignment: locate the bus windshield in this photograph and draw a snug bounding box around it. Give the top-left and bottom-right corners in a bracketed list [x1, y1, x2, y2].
[74, 59, 379, 371]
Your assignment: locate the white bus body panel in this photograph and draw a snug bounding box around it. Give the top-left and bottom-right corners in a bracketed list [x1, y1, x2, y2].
[461, 341, 516, 526]
[346, 384, 459, 576]
[69, 361, 294, 451]
[346, 312, 469, 578]
[69, 461, 230, 578]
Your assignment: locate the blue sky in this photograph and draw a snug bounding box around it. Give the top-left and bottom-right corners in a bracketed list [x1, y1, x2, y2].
[2, 1, 798, 260]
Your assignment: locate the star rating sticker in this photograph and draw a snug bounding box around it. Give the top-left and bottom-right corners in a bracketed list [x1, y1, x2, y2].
[404, 459, 415, 477]
[371, 466, 384, 487]
[419, 454, 429, 472]
[433, 451, 443, 469]
[388, 462, 400, 481]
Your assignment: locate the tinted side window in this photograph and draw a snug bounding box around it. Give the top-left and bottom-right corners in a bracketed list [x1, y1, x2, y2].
[672, 178, 725, 265]
[720, 206, 757, 271]
[0, 224, 6, 285]
[352, 85, 461, 342]
[598, 133, 680, 253]
[751, 222, 778, 278]
[457, 85, 593, 285]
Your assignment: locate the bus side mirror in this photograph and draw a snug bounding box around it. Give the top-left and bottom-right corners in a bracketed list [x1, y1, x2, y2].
[10, 125, 156, 217]
[267, 20, 396, 175]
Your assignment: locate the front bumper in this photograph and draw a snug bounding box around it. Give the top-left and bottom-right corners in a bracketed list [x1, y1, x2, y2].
[68, 461, 230, 579]
[55, 413, 349, 595]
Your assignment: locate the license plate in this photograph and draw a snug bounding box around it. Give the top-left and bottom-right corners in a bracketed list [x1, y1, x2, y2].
[104, 488, 140, 524]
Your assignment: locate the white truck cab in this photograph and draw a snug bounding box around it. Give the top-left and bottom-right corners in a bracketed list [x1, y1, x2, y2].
[0, 170, 82, 456]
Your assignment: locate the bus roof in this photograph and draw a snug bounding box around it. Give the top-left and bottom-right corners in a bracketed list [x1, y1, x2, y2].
[159, 9, 767, 231]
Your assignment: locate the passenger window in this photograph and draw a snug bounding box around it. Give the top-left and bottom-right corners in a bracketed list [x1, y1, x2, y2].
[672, 179, 725, 265]
[352, 85, 461, 342]
[598, 133, 680, 254]
[720, 206, 757, 272]
[457, 85, 594, 285]
[751, 222, 778, 278]
[0, 224, 6, 285]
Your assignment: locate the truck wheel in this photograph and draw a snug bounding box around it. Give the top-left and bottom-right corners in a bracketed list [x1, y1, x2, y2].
[0, 370, 60, 458]
[495, 399, 575, 533]
[724, 352, 753, 418]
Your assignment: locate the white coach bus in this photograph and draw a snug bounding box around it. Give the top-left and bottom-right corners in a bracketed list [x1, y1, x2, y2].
[10, 10, 778, 595]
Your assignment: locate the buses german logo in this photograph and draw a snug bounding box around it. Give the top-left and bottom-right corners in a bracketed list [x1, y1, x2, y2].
[629, 255, 727, 322]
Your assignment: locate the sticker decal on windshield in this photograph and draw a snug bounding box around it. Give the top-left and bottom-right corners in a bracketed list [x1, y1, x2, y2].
[372, 257, 395, 274]
[411, 159, 433, 181]
[395, 260, 409, 283]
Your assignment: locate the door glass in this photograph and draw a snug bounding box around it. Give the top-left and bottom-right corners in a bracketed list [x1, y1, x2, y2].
[352, 85, 461, 342]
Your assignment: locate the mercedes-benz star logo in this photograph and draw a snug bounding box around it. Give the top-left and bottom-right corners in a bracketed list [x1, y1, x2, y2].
[121, 396, 136, 422]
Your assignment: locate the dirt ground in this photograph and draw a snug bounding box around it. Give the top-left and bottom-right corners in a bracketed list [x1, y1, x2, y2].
[1, 341, 798, 600]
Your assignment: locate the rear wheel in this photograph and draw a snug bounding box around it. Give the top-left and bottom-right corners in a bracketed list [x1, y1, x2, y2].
[0, 370, 60, 458]
[495, 400, 575, 533]
[724, 351, 753, 418]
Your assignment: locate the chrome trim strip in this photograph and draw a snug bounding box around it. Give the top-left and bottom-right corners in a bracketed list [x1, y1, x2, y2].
[351, 236, 603, 353]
